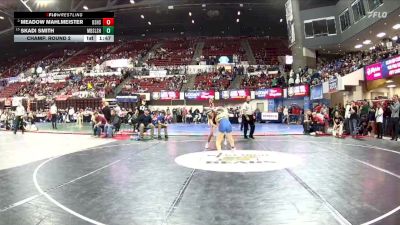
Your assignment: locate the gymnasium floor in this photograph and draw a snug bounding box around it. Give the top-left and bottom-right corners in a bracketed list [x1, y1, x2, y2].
[33, 122, 304, 136]
[1, 124, 400, 225]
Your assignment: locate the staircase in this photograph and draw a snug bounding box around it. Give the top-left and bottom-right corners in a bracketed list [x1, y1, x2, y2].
[191, 41, 204, 65]
[109, 43, 123, 54]
[181, 74, 197, 91]
[228, 75, 244, 89]
[59, 47, 86, 67]
[139, 42, 163, 66]
[110, 76, 132, 97]
[241, 39, 256, 65]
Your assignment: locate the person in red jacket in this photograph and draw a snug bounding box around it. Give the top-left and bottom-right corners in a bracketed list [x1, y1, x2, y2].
[93, 112, 106, 137]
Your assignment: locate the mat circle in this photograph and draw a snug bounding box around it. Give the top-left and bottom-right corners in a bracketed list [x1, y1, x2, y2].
[175, 150, 301, 172]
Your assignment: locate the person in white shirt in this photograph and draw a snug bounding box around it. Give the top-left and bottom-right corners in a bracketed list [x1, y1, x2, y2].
[241, 96, 255, 139]
[114, 104, 122, 117]
[50, 103, 58, 129]
[375, 103, 384, 139]
[14, 102, 26, 134]
[282, 106, 289, 124]
[68, 107, 75, 123]
[344, 101, 351, 134]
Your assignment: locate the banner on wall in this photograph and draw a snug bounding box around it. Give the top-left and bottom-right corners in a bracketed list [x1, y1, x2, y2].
[220, 89, 250, 100]
[383, 55, 400, 78]
[184, 90, 215, 100]
[310, 84, 323, 100]
[287, 85, 309, 98]
[365, 62, 383, 81]
[116, 95, 139, 103]
[102, 59, 130, 68]
[328, 77, 338, 92]
[152, 91, 180, 100]
[55, 95, 72, 101]
[261, 112, 279, 121]
[254, 88, 283, 99]
[149, 70, 168, 77]
[365, 55, 400, 81]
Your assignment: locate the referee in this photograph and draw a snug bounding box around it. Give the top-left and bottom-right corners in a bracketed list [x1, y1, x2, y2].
[241, 96, 255, 139]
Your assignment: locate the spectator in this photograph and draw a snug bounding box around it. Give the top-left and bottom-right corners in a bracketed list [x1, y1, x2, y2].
[14, 101, 26, 134]
[349, 102, 359, 138]
[50, 102, 58, 129]
[375, 103, 384, 139]
[332, 111, 344, 138]
[93, 112, 107, 137]
[104, 109, 120, 138]
[389, 95, 399, 141]
[101, 101, 111, 123]
[138, 109, 155, 140]
[157, 110, 168, 139]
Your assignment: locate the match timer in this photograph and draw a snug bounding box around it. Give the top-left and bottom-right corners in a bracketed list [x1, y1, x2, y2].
[14, 12, 115, 43]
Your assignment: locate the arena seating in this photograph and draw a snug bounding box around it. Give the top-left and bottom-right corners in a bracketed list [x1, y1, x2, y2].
[109, 40, 157, 62]
[63, 74, 123, 97]
[63, 44, 116, 68]
[241, 72, 285, 90]
[248, 37, 289, 65]
[147, 39, 195, 66]
[16, 82, 67, 97]
[37, 48, 81, 71]
[0, 51, 51, 78]
[0, 82, 27, 98]
[121, 76, 184, 94]
[194, 71, 233, 91]
[202, 37, 247, 64]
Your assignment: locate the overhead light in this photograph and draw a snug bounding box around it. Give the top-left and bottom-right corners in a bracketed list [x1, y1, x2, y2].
[35, 0, 55, 7]
[363, 40, 372, 45]
[191, 19, 194, 24]
[202, 4, 206, 7]
[189, 12, 192, 16]
[236, 18, 240, 23]
[280, 18, 283, 23]
[386, 80, 394, 83]
[83, 5, 88, 10]
[0, 16, 4, 20]
[239, 3, 243, 7]
[387, 84, 396, 88]
[148, 21, 151, 25]
[393, 24, 400, 30]
[237, 11, 241, 16]
[168, 5, 174, 10]
[369, 46, 375, 50]
[140, 14, 145, 19]
[355, 44, 363, 49]
[393, 36, 399, 41]
[377, 32, 386, 38]
[130, 0, 135, 4]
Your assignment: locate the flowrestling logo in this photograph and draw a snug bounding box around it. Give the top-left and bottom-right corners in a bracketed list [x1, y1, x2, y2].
[175, 150, 301, 172]
[367, 11, 387, 19]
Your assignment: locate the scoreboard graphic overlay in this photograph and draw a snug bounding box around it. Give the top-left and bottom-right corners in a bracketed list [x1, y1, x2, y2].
[14, 12, 114, 43]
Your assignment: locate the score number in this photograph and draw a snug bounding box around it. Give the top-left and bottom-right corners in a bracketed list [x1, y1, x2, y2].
[102, 18, 114, 26]
[102, 18, 114, 35]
